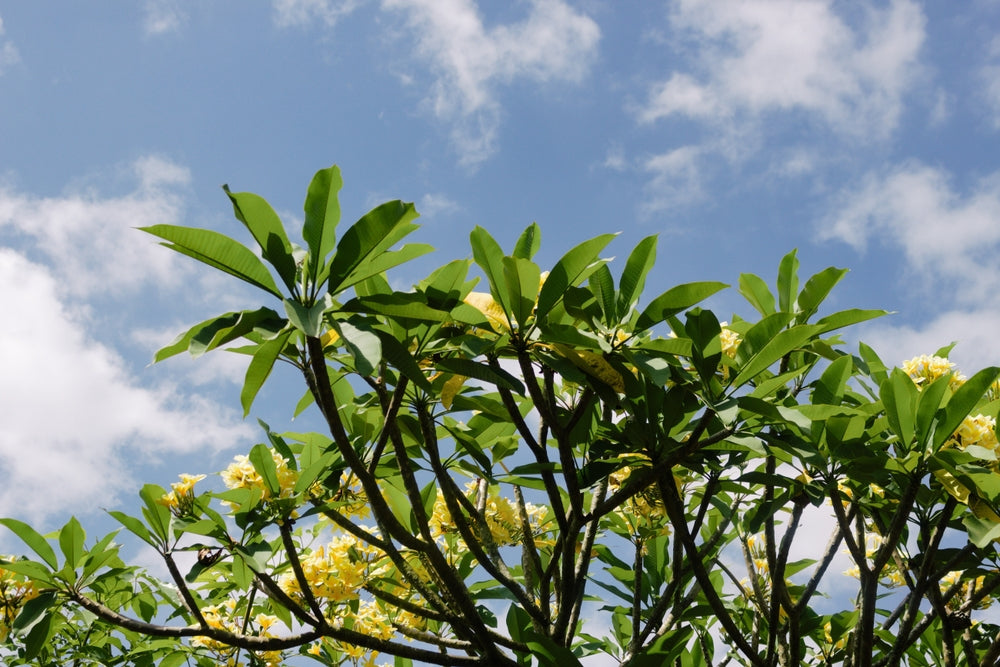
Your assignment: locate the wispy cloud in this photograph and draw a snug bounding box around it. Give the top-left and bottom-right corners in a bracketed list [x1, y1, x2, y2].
[272, 0, 364, 28]
[0, 15, 21, 75]
[418, 192, 460, 218]
[142, 0, 187, 35]
[821, 162, 1000, 369]
[384, 0, 600, 166]
[639, 0, 925, 139]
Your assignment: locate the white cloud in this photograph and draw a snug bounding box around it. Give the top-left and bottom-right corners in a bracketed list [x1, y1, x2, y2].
[142, 0, 187, 35]
[641, 145, 705, 214]
[0, 250, 253, 524]
[383, 0, 600, 165]
[822, 161, 1000, 372]
[418, 192, 460, 218]
[820, 162, 1000, 298]
[640, 0, 925, 139]
[0, 156, 192, 298]
[0, 15, 21, 75]
[272, 0, 363, 28]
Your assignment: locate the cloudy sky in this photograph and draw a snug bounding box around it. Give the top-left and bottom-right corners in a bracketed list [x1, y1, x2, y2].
[1, 0, 999, 583]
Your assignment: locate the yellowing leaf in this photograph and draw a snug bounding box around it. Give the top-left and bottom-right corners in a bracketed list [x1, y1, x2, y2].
[440, 374, 468, 409]
[320, 329, 340, 348]
[970, 496, 1000, 524]
[464, 292, 510, 332]
[552, 343, 625, 393]
[934, 469, 971, 504]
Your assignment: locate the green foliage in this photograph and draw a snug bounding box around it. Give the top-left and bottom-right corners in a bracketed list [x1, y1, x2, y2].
[5, 167, 1000, 667]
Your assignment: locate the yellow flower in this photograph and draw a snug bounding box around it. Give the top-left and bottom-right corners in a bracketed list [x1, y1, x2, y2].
[719, 323, 742, 359]
[902, 354, 965, 390]
[221, 450, 298, 502]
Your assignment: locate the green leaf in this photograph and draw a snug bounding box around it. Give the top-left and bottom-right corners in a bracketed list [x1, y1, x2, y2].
[617, 235, 657, 321]
[12, 590, 56, 637]
[963, 513, 1000, 547]
[302, 165, 343, 285]
[107, 511, 155, 548]
[249, 444, 281, 497]
[777, 249, 799, 313]
[730, 324, 823, 388]
[0, 519, 58, 569]
[376, 330, 432, 392]
[335, 317, 382, 377]
[139, 484, 173, 544]
[915, 374, 950, 445]
[536, 233, 617, 321]
[739, 272, 776, 317]
[58, 517, 85, 570]
[470, 226, 512, 321]
[796, 266, 848, 323]
[435, 357, 525, 395]
[881, 369, 918, 448]
[858, 342, 890, 387]
[812, 354, 853, 404]
[933, 367, 1000, 451]
[815, 308, 887, 334]
[140, 224, 283, 298]
[157, 307, 284, 361]
[635, 282, 728, 333]
[284, 299, 327, 337]
[328, 200, 420, 294]
[241, 328, 293, 417]
[223, 186, 297, 292]
[512, 222, 541, 259]
[589, 263, 616, 327]
[334, 243, 434, 293]
[343, 293, 451, 322]
[502, 255, 541, 326]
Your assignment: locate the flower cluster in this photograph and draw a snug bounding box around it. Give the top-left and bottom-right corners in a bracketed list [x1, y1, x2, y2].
[221, 450, 298, 501]
[940, 570, 995, 611]
[607, 455, 671, 539]
[157, 473, 206, 516]
[844, 532, 907, 588]
[0, 560, 39, 642]
[191, 600, 283, 666]
[428, 482, 548, 548]
[278, 532, 388, 603]
[902, 354, 966, 390]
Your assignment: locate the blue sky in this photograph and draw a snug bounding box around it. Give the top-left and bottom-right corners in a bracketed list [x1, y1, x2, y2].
[1, 0, 999, 572]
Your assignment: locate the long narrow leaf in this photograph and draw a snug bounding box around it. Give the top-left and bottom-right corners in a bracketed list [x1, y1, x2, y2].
[470, 226, 513, 322]
[731, 324, 822, 387]
[223, 187, 297, 292]
[435, 357, 525, 395]
[140, 225, 283, 298]
[241, 329, 293, 417]
[635, 282, 728, 333]
[536, 233, 617, 321]
[739, 272, 776, 317]
[0, 519, 58, 569]
[617, 235, 657, 321]
[512, 222, 541, 259]
[777, 249, 799, 313]
[796, 266, 848, 323]
[328, 200, 420, 294]
[302, 165, 342, 285]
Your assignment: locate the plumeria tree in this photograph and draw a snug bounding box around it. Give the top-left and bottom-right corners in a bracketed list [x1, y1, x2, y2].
[3, 165, 1000, 667]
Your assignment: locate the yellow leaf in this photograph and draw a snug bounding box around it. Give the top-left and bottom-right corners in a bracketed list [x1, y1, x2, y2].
[440, 374, 467, 409]
[552, 343, 625, 393]
[934, 469, 971, 504]
[464, 292, 510, 332]
[970, 496, 1000, 524]
[320, 329, 340, 348]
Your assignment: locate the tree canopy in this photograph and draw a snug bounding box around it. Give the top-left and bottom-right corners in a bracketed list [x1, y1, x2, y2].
[3, 166, 1000, 667]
